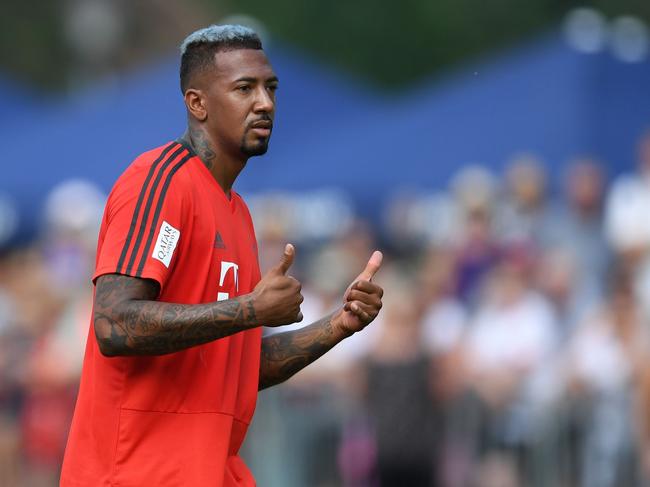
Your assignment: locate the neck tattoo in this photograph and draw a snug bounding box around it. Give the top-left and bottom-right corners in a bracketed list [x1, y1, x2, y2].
[186, 129, 216, 171]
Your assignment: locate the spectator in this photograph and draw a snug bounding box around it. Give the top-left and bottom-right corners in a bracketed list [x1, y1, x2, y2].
[460, 252, 559, 479]
[496, 153, 554, 248]
[541, 159, 609, 327]
[361, 282, 437, 487]
[605, 130, 650, 257]
[564, 267, 646, 487]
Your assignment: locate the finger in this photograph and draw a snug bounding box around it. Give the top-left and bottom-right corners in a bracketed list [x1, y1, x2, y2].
[351, 280, 383, 295]
[286, 276, 302, 291]
[344, 300, 375, 315]
[346, 289, 382, 308]
[274, 243, 295, 275]
[357, 301, 378, 316]
[349, 302, 371, 322]
[355, 250, 383, 282]
[271, 275, 299, 291]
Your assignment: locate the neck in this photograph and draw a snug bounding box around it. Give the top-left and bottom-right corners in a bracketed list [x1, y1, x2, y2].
[179, 125, 247, 197]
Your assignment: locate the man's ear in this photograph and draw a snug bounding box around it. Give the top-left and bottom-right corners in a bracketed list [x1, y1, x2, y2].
[184, 89, 207, 122]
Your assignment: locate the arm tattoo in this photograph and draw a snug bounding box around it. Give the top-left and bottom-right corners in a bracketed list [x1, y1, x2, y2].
[258, 313, 346, 390]
[94, 274, 258, 356]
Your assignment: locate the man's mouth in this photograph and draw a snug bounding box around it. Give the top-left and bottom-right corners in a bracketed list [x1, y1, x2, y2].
[250, 120, 273, 129]
[249, 120, 273, 137]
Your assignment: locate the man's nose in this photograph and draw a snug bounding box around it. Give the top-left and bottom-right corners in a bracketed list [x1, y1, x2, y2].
[254, 87, 274, 113]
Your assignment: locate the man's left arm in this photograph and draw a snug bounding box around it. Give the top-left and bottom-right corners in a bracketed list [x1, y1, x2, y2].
[259, 252, 383, 390]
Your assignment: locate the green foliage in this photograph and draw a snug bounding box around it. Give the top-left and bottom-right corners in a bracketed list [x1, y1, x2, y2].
[220, 0, 565, 87]
[2, 0, 650, 92]
[0, 1, 69, 90]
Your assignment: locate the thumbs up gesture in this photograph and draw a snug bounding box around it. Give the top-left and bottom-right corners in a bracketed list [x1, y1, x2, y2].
[334, 251, 384, 336]
[252, 244, 304, 327]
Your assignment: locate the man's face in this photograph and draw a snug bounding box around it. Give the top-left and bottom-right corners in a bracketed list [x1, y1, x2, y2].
[201, 49, 278, 157]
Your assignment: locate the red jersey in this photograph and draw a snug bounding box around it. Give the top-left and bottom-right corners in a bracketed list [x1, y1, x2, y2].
[61, 141, 262, 486]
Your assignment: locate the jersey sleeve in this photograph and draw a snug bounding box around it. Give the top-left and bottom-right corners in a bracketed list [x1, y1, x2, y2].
[93, 157, 190, 291]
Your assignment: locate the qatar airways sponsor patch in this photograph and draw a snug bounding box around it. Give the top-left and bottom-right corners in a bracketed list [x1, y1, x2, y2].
[152, 220, 180, 268]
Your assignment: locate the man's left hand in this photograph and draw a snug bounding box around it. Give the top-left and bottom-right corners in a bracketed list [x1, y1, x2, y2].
[333, 251, 384, 336]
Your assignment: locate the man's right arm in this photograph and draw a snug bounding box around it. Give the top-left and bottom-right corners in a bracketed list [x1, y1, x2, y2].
[94, 274, 259, 356]
[94, 244, 303, 357]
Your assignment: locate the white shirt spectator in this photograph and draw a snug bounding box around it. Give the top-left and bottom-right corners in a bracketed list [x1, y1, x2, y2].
[605, 175, 650, 251]
[465, 291, 557, 374]
[422, 297, 467, 355]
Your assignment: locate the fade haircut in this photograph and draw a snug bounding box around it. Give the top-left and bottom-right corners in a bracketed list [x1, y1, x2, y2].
[179, 24, 262, 93]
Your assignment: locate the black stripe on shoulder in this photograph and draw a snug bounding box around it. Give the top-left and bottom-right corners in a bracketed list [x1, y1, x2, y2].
[123, 144, 186, 275]
[115, 141, 178, 274]
[175, 137, 197, 158]
[135, 153, 192, 277]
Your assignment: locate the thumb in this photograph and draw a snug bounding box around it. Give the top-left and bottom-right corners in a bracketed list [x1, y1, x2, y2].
[274, 243, 295, 275]
[355, 250, 383, 282]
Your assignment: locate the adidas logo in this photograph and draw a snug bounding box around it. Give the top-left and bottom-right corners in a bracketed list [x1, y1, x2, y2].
[214, 232, 226, 249]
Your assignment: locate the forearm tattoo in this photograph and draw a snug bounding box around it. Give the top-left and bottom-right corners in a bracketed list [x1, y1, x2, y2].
[94, 274, 258, 356]
[258, 313, 343, 390]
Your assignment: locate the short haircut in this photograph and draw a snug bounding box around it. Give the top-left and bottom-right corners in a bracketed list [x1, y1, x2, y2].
[179, 24, 263, 93]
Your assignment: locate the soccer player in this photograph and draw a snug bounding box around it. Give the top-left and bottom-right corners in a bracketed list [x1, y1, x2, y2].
[60, 24, 384, 487]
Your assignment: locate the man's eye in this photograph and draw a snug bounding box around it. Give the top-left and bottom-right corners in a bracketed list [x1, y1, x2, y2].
[237, 85, 251, 93]
[267, 85, 278, 92]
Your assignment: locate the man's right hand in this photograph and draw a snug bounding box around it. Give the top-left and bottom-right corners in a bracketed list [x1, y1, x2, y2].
[252, 243, 304, 327]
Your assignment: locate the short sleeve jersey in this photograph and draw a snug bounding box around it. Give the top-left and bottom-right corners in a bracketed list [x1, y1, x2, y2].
[61, 141, 263, 487]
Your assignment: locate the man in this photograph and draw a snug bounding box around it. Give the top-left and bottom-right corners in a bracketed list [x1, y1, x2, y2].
[60, 24, 384, 487]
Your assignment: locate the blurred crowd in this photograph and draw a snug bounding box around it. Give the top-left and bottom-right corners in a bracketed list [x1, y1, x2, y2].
[4, 133, 650, 486]
[245, 130, 650, 487]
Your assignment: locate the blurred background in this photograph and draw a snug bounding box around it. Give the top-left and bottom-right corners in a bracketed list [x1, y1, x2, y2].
[3, 1, 650, 486]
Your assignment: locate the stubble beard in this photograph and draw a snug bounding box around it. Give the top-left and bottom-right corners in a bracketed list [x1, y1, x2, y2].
[240, 132, 270, 157]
